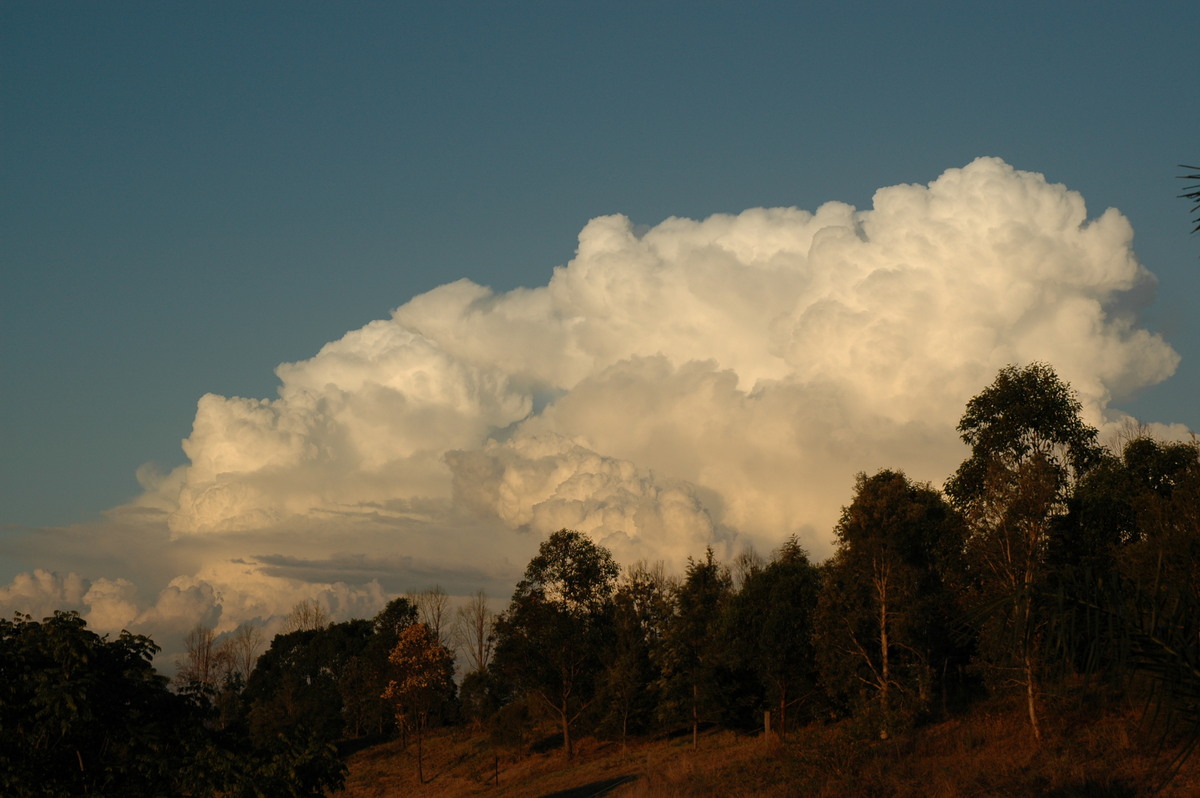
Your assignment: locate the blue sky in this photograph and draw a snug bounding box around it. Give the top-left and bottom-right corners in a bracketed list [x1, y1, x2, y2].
[2, 1, 1197, 535]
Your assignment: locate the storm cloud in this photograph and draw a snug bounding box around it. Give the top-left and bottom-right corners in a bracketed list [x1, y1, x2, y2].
[1, 158, 1185, 658]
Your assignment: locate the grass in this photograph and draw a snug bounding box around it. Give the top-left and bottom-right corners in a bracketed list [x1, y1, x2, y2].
[337, 699, 1200, 797]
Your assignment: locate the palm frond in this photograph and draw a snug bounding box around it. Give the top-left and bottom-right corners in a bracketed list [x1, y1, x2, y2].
[1179, 164, 1200, 234]
[1039, 566, 1200, 786]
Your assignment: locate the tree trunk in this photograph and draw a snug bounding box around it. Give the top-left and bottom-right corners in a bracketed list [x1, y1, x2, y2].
[778, 684, 787, 739]
[416, 717, 425, 784]
[876, 560, 891, 726]
[880, 592, 889, 713]
[561, 705, 573, 759]
[1024, 651, 1041, 742]
[692, 682, 699, 749]
[1022, 523, 1042, 742]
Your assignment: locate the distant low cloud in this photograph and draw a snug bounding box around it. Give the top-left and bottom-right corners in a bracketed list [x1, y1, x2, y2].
[0, 157, 1187, 662]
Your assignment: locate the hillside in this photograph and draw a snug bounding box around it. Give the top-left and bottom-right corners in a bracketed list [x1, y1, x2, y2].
[338, 699, 1200, 798]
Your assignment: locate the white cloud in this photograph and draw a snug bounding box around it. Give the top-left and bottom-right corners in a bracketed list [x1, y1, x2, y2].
[81, 577, 141, 633]
[0, 569, 87, 620]
[0, 157, 1187, 658]
[447, 428, 725, 566]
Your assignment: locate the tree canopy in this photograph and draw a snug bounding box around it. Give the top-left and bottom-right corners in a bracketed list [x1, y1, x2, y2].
[493, 528, 620, 758]
[817, 471, 965, 735]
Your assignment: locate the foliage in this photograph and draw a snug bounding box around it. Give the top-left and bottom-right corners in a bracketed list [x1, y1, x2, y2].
[1116, 438, 1200, 593]
[213, 731, 347, 798]
[1181, 164, 1200, 234]
[459, 667, 505, 727]
[492, 529, 620, 758]
[0, 611, 197, 796]
[346, 596, 422, 737]
[724, 537, 822, 736]
[244, 619, 375, 746]
[946, 362, 1101, 512]
[596, 561, 674, 743]
[373, 595, 420, 645]
[1041, 436, 1200, 781]
[383, 622, 456, 724]
[947, 363, 1102, 740]
[382, 622, 456, 782]
[815, 472, 966, 737]
[656, 547, 732, 746]
[1061, 436, 1200, 629]
[0, 611, 346, 797]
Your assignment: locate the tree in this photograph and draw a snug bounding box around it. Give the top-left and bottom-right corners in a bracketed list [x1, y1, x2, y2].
[1060, 435, 1199, 580]
[382, 622, 456, 783]
[459, 668, 505, 730]
[176, 623, 228, 690]
[373, 596, 420, 650]
[1096, 437, 1200, 682]
[244, 619, 375, 746]
[657, 548, 732, 748]
[598, 561, 674, 747]
[282, 598, 331, 633]
[0, 611, 346, 797]
[225, 622, 266, 683]
[492, 529, 620, 759]
[727, 537, 821, 737]
[176, 623, 269, 732]
[1117, 436, 1200, 555]
[0, 611, 186, 795]
[946, 363, 1100, 511]
[409, 585, 452, 648]
[946, 363, 1101, 741]
[341, 596, 422, 738]
[1117, 440, 1200, 772]
[815, 472, 965, 736]
[1035, 436, 1200, 781]
[454, 590, 495, 676]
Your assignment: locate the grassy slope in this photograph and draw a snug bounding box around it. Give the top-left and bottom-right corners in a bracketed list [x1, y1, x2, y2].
[339, 700, 1200, 797]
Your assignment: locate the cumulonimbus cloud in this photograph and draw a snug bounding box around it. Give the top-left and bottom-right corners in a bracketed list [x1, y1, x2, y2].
[1, 157, 1187, 660]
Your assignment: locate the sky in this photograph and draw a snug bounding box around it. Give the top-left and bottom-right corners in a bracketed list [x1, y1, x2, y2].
[2, 2, 1198, 659]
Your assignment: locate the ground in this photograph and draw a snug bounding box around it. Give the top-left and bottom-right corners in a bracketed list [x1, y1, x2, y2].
[338, 698, 1200, 798]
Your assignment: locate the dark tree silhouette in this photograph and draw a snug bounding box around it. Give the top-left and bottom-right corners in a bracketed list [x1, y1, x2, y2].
[816, 472, 965, 736]
[947, 363, 1101, 741]
[0, 611, 345, 797]
[657, 548, 732, 748]
[598, 562, 673, 747]
[725, 537, 821, 737]
[492, 529, 620, 759]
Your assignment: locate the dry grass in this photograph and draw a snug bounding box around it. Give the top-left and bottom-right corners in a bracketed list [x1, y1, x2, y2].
[338, 701, 1200, 798]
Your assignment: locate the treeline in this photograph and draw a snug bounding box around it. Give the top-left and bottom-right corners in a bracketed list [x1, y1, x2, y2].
[0, 590, 461, 795]
[468, 363, 1200, 762]
[3, 363, 1199, 795]
[0, 609, 349, 797]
